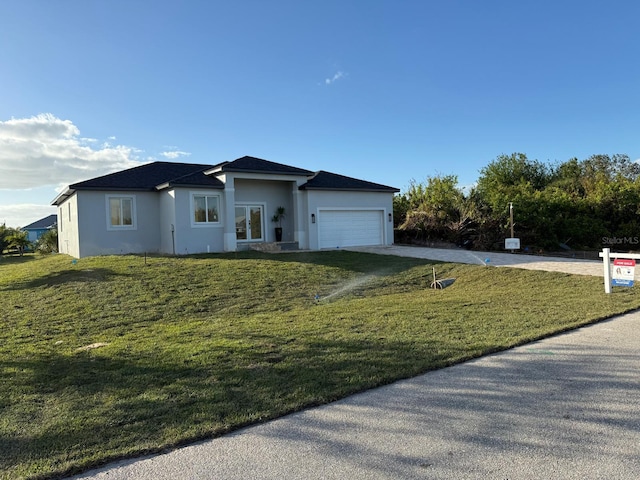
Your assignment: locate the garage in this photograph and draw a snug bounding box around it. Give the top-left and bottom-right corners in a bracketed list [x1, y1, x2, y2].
[318, 209, 384, 249]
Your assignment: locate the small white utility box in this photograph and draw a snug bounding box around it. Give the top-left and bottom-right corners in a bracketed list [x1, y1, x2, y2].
[505, 238, 520, 250]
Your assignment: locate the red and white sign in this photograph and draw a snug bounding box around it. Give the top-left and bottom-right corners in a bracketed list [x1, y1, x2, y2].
[612, 258, 635, 287]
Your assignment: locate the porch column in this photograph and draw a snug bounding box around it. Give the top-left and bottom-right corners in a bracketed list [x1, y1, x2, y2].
[292, 184, 307, 249]
[223, 177, 237, 252]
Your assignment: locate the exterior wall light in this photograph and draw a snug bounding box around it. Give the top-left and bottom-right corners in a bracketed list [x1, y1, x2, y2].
[311, 213, 316, 224]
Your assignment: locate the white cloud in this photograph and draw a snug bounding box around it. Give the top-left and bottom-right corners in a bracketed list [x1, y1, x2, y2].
[160, 150, 191, 159]
[325, 71, 346, 85]
[0, 113, 144, 190]
[0, 203, 56, 229]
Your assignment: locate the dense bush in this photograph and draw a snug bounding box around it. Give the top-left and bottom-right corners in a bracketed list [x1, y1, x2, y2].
[395, 153, 640, 252]
[36, 228, 58, 254]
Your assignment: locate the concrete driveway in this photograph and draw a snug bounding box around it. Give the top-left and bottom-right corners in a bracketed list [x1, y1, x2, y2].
[346, 245, 604, 276]
[70, 311, 640, 480]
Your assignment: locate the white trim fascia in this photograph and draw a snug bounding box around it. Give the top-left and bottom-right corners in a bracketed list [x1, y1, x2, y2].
[51, 187, 74, 206]
[229, 172, 311, 183]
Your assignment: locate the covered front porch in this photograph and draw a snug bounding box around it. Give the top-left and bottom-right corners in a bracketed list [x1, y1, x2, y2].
[221, 175, 308, 252]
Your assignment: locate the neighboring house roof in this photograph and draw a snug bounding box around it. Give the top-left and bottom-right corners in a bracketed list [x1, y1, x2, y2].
[207, 156, 315, 176]
[23, 214, 57, 230]
[299, 170, 400, 192]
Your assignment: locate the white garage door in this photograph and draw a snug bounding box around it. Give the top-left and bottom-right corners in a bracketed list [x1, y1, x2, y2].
[318, 210, 384, 249]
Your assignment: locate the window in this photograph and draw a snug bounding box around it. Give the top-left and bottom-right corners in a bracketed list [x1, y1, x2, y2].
[193, 194, 220, 224]
[107, 196, 136, 229]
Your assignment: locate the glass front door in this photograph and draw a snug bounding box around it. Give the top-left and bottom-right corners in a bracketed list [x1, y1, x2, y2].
[235, 205, 263, 241]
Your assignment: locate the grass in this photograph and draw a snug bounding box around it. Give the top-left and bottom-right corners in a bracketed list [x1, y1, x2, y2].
[1, 250, 639, 479]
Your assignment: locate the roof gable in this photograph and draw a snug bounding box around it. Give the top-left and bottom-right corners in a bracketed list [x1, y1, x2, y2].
[210, 156, 314, 176]
[23, 214, 57, 230]
[299, 171, 399, 192]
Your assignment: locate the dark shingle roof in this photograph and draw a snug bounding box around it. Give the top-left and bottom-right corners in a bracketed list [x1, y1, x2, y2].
[154, 170, 224, 190]
[69, 161, 219, 190]
[52, 157, 398, 206]
[210, 156, 314, 176]
[23, 214, 57, 230]
[299, 171, 399, 192]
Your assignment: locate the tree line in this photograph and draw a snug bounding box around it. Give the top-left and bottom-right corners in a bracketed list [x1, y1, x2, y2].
[393, 153, 640, 252]
[0, 224, 58, 256]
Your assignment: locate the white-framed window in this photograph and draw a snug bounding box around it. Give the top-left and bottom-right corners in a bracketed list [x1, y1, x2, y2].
[106, 195, 136, 230]
[192, 193, 221, 226]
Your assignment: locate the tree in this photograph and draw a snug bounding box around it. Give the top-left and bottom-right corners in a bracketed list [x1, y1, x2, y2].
[392, 193, 410, 228]
[36, 228, 58, 254]
[6, 229, 31, 256]
[0, 223, 9, 254]
[476, 153, 551, 211]
[398, 175, 480, 245]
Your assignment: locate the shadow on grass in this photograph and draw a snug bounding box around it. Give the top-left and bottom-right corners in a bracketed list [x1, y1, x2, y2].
[1, 334, 464, 480]
[198, 249, 439, 274]
[13, 320, 639, 480]
[0, 253, 38, 265]
[3, 268, 124, 291]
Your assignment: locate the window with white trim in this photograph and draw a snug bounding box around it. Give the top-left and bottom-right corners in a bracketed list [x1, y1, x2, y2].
[107, 196, 136, 229]
[192, 194, 220, 224]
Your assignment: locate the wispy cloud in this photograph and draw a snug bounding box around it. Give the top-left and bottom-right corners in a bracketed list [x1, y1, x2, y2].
[0, 113, 144, 190]
[160, 150, 191, 159]
[324, 71, 346, 85]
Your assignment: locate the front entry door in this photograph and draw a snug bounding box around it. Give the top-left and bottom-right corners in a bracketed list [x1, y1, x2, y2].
[235, 205, 263, 242]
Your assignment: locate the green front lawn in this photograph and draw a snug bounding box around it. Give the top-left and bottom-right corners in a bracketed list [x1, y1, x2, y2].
[1, 251, 638, 479]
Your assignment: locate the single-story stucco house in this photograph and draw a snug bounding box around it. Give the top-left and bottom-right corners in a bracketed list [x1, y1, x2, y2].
[52, 156, 399, 258]
[22, 214, 57, 243]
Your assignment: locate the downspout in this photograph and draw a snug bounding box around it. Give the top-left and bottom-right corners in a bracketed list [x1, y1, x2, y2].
[171, 224, 175, 255]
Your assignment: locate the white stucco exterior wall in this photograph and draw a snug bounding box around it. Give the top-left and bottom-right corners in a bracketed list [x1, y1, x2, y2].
[159, 190, 177, 255]
[170, 188, 225, 255]
[304, 190, 395, 250]
[57, 193, 80, 257]
[73, 190, 161, 257]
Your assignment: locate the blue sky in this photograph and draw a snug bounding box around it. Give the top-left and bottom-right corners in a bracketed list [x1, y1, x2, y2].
[1, 0, 639, 227]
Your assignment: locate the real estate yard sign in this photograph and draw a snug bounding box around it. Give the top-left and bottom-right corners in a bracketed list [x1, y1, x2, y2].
[612, 258, 635, 287]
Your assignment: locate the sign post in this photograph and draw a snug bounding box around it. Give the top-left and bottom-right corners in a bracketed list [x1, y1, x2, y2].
[602, 248, 612, 294]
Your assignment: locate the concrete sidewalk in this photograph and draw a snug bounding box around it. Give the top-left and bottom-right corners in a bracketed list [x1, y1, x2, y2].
[70, 310, 640, 480]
